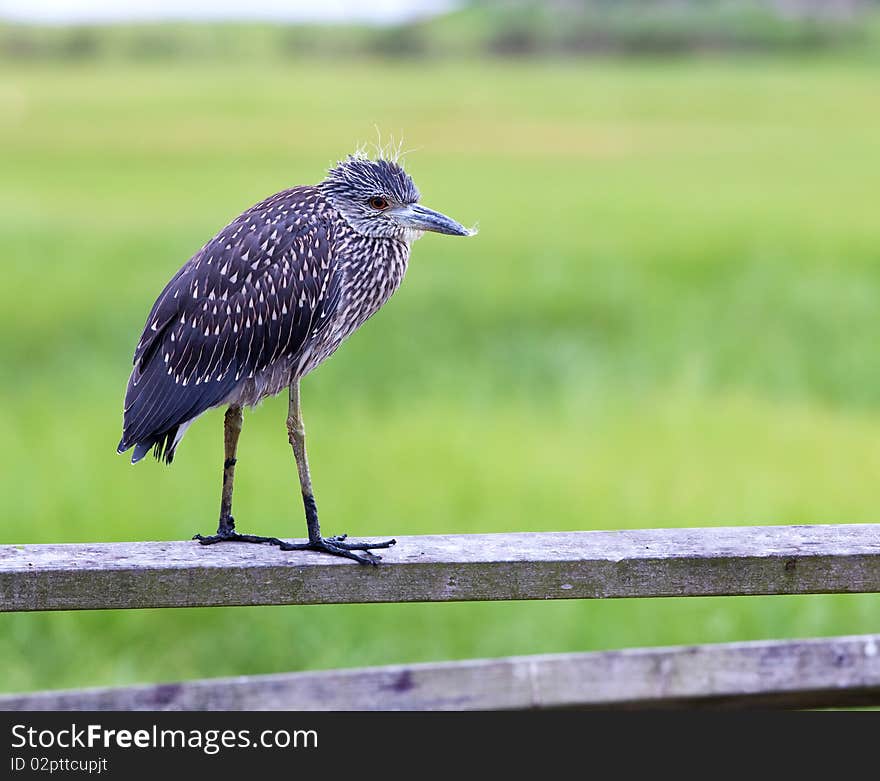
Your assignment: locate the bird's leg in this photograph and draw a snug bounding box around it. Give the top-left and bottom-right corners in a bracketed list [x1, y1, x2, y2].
[218, 405, 242, 533]
[278, 380, 396, 565]
[193, 406, 287, 547]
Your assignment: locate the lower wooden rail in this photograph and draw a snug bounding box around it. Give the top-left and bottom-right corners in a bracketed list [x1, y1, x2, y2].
[2, 634, 878, 710]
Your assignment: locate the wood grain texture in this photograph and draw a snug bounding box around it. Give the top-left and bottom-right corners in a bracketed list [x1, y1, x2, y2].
[2, 524, 879, 612]
[2, 634, 878, 710]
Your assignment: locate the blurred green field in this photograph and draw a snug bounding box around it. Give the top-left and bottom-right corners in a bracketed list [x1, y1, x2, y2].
[2, 57, 879, 693]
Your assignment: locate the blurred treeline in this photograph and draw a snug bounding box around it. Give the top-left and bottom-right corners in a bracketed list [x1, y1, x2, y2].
[2, 0, 880, 62]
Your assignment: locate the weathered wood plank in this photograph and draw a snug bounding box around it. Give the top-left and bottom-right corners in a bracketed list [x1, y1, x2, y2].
[1, 524, 879, 611]
[2, 634, 878, 710]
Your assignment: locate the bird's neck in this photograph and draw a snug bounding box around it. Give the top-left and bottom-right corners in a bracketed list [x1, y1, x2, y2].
[335, 228, 410, 310]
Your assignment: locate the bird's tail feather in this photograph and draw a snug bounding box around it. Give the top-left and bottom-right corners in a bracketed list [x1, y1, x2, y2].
[151, 426, 180, 464]
[119, 425, 180, 465]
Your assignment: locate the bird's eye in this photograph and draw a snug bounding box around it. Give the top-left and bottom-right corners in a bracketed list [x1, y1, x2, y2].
[368, 196, 390, 210]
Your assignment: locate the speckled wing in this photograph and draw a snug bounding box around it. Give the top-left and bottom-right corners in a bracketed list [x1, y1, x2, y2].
[118, 188, 340, 464]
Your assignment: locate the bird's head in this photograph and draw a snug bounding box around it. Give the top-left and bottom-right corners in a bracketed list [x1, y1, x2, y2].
[320, 154, 473, 242]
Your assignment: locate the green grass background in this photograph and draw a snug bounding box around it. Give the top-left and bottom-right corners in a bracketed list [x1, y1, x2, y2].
[2, 57, 879, 692]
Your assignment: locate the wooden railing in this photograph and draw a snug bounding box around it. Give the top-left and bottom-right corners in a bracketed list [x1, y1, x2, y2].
[1, 524, 879, 709]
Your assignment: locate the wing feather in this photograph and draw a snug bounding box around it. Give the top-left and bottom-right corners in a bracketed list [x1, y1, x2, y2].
[118, 188, 338, 463]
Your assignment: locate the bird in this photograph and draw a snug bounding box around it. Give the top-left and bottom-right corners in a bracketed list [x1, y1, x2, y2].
[118, 151, 473, 564]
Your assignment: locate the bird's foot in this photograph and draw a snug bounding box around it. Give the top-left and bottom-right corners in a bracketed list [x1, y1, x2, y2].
[193, 515, 289, 547]
[193, 518, 395, 565]
[279, 535, 397, 565]
[193, 531, 289, 546]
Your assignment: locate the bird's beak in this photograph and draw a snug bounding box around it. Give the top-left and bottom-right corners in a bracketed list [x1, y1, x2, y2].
[393, 203, 473, 237]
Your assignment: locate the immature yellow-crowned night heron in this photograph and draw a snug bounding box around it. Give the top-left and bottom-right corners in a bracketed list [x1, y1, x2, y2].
[118, 153, 472, 563]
